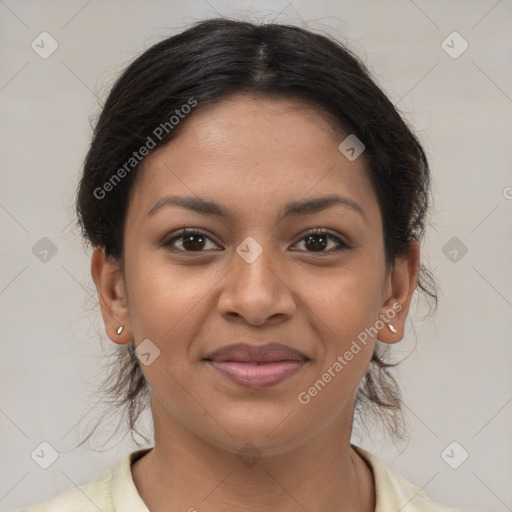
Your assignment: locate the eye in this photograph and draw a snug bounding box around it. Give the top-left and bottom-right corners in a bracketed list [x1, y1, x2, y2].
[292, 228, 350, 255]
[163, 227, 350, 255]
[163, 228, 221, 252]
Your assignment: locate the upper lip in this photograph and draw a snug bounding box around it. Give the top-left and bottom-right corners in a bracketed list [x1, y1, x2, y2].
[204, 343, 309, 363]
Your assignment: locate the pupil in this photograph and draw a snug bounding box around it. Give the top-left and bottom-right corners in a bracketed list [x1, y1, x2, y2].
[305, 234, 326, 252]
[183, 234, 204, 251]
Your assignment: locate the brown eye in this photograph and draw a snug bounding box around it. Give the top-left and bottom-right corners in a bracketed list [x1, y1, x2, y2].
[293, 229, 349, 255]
[165, 229, 220, 252]
[163, 227, 349, 255]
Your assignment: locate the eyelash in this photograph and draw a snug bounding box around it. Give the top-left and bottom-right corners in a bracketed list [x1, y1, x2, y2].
[163, 227, 350, 256]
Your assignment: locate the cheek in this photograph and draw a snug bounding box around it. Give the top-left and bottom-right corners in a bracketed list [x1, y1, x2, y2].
[124, 250, 221, 351]
[297, 259, 384, 396]
[297, 270, 380, 408]
[300, 260, 384, 338]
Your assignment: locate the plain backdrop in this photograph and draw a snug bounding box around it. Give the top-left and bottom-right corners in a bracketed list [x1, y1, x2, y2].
[1, 1, 511, 511]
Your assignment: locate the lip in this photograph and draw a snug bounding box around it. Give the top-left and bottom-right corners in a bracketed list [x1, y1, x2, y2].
[204, 342, 309, 389]
[204, 342, 308, 363]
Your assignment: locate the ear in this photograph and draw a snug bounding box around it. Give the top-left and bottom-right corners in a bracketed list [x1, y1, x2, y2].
[377, 237, 420, 344]
[91, 246, 132, 345]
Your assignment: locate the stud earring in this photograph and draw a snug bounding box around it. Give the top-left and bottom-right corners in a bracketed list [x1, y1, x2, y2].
[117, 326, 124, 335]
[387, 323, 398, 333]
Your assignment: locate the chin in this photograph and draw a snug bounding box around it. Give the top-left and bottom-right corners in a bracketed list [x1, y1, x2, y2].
[203, 405, 307, 451]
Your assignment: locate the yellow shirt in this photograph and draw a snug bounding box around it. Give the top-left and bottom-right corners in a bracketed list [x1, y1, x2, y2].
[23, 445, 468, 511]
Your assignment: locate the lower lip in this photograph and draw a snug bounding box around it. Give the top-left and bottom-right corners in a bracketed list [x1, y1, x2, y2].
[206, 360, 305, 389]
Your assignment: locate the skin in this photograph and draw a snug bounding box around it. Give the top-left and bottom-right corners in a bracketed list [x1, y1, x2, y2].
[91, 93, 419, 512]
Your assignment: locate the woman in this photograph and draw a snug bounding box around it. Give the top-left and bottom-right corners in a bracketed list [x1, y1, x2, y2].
[24, 17, 468, 512]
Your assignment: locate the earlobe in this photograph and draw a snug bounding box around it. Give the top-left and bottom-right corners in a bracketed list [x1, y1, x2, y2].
[91, 246, 132, 344]
[377, 238, 420, 344]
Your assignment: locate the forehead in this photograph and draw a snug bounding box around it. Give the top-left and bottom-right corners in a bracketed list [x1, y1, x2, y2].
[127, 93, 380, 227]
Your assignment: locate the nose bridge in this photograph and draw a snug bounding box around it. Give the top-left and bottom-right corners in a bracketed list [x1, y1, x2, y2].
[218, 233, 295, 323]
[233, 234, 279, 292]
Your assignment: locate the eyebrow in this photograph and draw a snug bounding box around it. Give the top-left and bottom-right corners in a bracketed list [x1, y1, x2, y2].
[145, 193, 367, 223]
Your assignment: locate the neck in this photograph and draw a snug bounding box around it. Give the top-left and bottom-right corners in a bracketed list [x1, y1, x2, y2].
[131, 398, 375, 512]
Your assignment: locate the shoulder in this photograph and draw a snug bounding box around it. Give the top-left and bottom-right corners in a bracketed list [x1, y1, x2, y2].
[352, 445, 469, 512]
[22, 449, 152, 512]
[22, 469, 114, 512]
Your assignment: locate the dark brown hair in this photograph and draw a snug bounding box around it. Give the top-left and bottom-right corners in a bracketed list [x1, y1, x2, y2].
[75, 17, 437, 449]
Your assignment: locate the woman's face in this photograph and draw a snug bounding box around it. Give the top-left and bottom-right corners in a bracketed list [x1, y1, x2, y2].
[93, 93, 418, 456]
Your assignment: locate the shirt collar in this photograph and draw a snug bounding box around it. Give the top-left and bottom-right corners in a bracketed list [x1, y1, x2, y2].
[112, 448, 153, 511]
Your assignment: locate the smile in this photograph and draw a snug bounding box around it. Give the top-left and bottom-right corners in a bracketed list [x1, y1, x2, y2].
[206, 360, 306, 389]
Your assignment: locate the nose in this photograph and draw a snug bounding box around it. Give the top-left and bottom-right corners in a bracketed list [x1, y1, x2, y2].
[217, 239, 296, 326]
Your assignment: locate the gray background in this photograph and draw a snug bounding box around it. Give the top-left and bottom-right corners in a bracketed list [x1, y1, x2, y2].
[1, 1, 511, 511]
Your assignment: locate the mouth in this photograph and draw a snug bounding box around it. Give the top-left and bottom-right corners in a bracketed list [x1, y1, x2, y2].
[203, 342, 309, 389]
